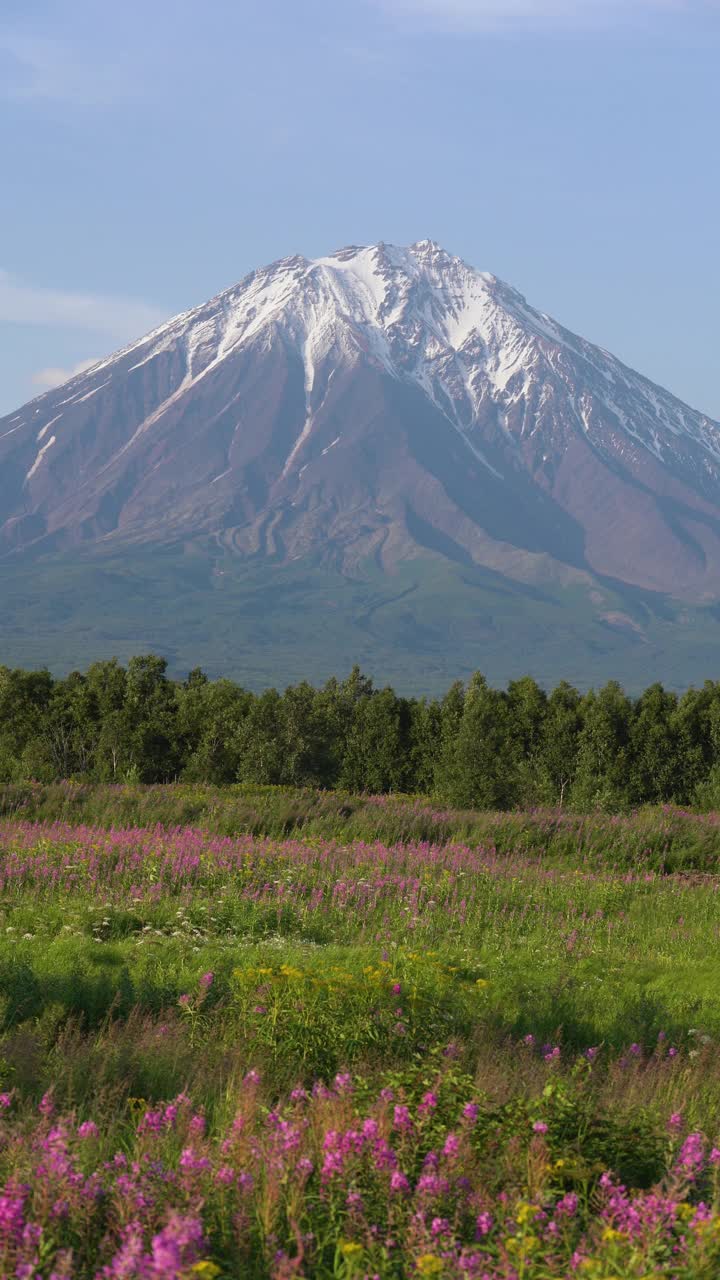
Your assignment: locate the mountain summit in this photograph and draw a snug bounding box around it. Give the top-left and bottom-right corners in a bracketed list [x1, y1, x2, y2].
[2, 242, 720, 690]
[2, 240, 720, 597]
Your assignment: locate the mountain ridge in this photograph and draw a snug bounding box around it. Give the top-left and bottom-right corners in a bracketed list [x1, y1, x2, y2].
[2, 239, 720, 691]
[3, 240, 720, 598]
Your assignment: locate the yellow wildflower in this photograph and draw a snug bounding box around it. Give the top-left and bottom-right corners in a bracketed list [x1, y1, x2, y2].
[416, 1256, 444, 1276]
[339, 1241, 363, 1258]
[515, 1202, 539, 1225]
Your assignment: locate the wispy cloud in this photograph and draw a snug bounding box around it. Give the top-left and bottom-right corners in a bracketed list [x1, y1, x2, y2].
[31, 359, 99, 392]
[0, 270, 168, 340]
[374, 0, 694, 30]
[0, 30, 143, 105]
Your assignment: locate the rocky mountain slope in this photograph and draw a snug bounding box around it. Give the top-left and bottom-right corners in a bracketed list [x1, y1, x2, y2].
[2, 240, 720, 603]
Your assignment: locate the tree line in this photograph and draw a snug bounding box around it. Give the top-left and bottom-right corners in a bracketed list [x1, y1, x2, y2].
[1, 656, 720, 809]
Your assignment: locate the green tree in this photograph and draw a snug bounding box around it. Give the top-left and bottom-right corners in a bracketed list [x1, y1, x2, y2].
[535, 680, 582, 806]
[0, 666, 54, 780]
[235, 689, 284, 784]
[121, 655, 179, 782]
[177, 674, 250, 783]
[432, 680, 465, 798]
[506, 676, 548, 805]
[629, 683, 679, 804]
[441, 673, 518, 809]
[339, 688, 411, 794]
[407, 698, 442, 794]
[571, 681, 633, 810]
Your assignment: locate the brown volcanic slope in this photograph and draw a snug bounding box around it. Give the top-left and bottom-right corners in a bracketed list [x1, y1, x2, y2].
[2, 240, 720, 603]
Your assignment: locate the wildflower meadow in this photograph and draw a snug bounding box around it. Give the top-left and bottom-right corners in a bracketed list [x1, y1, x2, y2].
[1, 785, 720, 1277]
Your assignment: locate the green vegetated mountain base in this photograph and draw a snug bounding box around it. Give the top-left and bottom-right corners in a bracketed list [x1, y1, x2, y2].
[1, 544, 719, 692]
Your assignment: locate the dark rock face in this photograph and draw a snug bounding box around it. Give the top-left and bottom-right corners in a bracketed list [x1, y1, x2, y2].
[2, 240, 720, 600]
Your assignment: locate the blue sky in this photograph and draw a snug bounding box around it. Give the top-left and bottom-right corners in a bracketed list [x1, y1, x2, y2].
[1, 0, 718, 417]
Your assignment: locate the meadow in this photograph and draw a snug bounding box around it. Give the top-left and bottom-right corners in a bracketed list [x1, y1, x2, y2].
[1, 785, 720, 1277]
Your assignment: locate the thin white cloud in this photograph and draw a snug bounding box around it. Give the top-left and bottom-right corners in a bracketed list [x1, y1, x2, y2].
[0, 270, 168, 340]
[375, 0, 695, 29]
[0, 30, 145, 106]
[31, 360, 99, 392]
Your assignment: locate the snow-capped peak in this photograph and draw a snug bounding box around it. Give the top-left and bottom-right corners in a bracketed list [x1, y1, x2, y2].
[10, 241, 720, 498]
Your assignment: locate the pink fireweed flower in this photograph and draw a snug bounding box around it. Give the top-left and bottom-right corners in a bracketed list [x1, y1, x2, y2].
[323, 1129, 341, 1152]
[77, 1121, 98, 1139]
[393, 1105, 413, 1131]
[669, 1112, 683, 1130]
[533, 1121, 548, 1135]
[475, 1212, 493, 1238]
[416, 1172, 450, 1196]
[390, 1171, 410, 1194]
[334, 1073, 353, 1094]
[462, 1102, 480, 1123]
[677, 1132, 705, 1176]
[38, 1091, 55, 1117]
[137, 1108, 166, 1136]
[179, 1147, 211, 1173]
[199, 971, 214, 989]
[710, 1147, 720, 1165]
[177, 993, 192, 1008]
[443, 1133, 460, 1158]
[392, 982, 402, 994]
[150, 1211, 205, 1272]
[0, 1190, 26, 1245]
[321, 1152, 344, 1182]
[371, 1138, 398, 1171]
[0, 1092, 12, 1109]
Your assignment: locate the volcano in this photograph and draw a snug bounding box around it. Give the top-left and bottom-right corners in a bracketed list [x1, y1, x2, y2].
[2, 241, 720, 689]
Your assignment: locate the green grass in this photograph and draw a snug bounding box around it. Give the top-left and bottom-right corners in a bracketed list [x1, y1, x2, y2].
[2, 788, 720, 1275]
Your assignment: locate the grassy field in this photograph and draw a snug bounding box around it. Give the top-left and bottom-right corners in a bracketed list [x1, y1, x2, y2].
[1, 786, 720, 1276]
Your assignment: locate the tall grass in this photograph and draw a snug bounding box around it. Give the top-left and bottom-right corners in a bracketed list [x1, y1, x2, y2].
[3, 781, 720, 870]
[2, 799, 720, 1274]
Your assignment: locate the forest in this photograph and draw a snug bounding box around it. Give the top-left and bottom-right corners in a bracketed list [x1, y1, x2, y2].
[1, 655, 718, 808]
